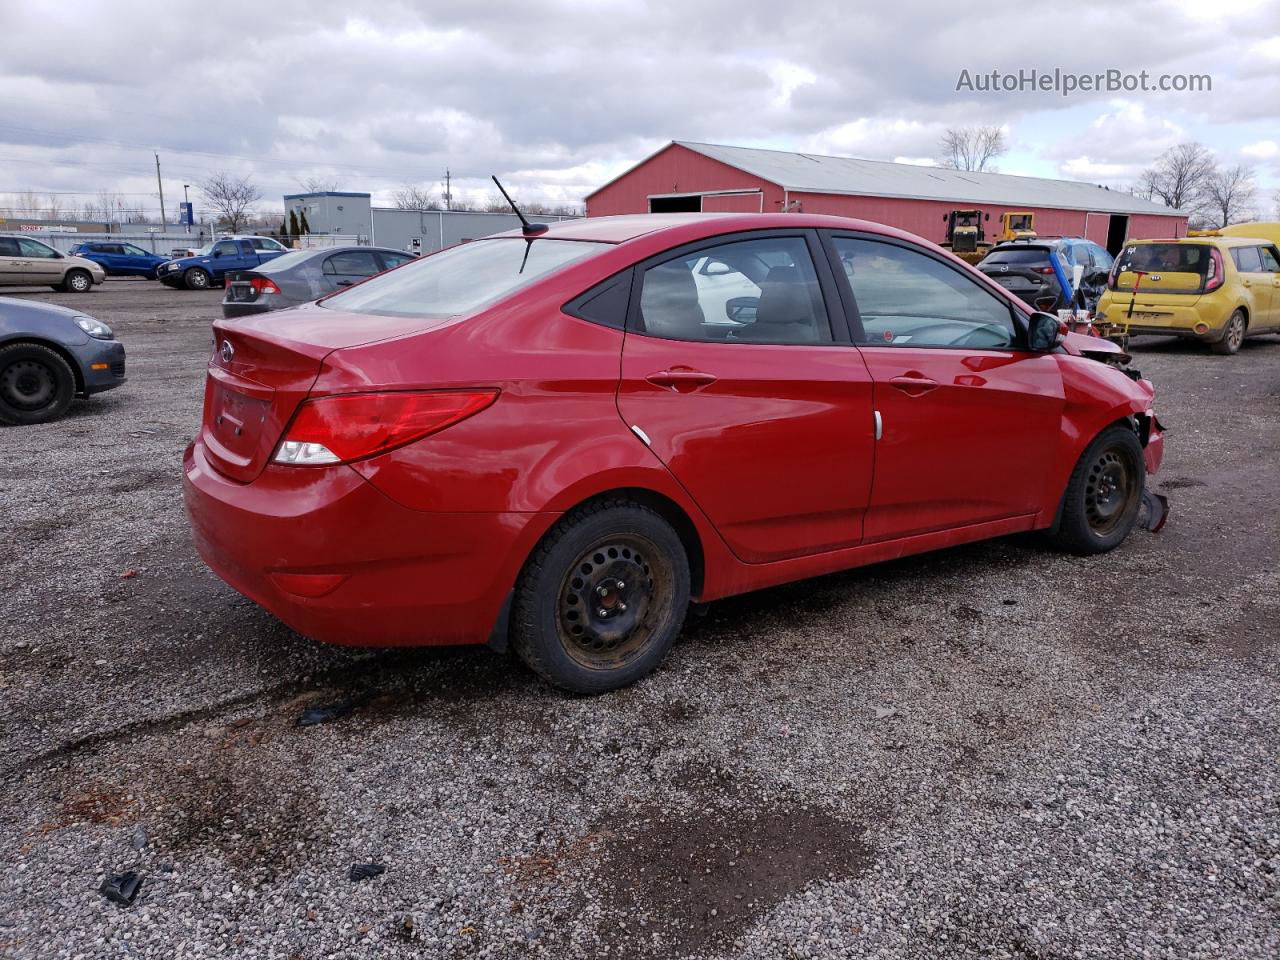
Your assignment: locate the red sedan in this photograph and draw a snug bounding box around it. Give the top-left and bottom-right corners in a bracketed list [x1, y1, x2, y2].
[183, 213, 1164, 693]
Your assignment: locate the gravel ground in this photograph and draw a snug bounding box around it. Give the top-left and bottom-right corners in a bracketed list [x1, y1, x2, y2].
[1, 281, 1277, 959]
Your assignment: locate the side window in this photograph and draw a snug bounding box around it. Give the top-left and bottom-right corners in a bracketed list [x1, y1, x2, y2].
[637, 236, 829, 344]
[122, 244, 148, 257]
[1231, 246, 1263, 273]
[18, 238, 59, 258]
[832, 236, 1016, 349]
[1259, 246, 1280, 273]
[1092, 245, 1113, 270]
[213, 240, 239, 258]
[324, 251, 382, 276]
[0, 237, 19, 256]
[377, 252, 414, 270]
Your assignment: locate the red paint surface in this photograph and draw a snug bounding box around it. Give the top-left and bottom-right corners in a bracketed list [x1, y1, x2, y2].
[183, 212, 1163, 648]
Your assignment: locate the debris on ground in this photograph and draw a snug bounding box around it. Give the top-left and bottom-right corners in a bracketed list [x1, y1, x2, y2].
[348, 863, 387, 882]
[296, 695, 365, 728]
[99, 871, 142, 906]
[874, 707, 898, 720]
[1140, 489, 1170, 532]
[129, 826, 148, 851]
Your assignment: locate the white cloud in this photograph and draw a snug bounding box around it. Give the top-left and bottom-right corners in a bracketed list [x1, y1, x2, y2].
[1242, 140, 1279, 160]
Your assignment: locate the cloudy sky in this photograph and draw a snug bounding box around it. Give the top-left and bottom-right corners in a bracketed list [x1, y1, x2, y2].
[2, 0, 1279, 220]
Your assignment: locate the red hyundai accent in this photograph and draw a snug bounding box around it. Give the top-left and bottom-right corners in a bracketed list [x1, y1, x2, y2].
[184, 213, 1164, 693]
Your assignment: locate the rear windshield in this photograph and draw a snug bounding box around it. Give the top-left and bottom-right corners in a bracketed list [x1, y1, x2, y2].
[319, 238, 606, 317]
[983, 248, 1051, 264]
[256, 250, 314, 273]
[1116, 244, 1208, 276]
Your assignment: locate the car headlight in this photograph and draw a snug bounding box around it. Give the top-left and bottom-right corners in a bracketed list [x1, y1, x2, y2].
[74, 316, 114, 340]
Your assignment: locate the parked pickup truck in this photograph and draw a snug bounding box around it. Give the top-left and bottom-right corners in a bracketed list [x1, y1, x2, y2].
[158, 237, 289, 290]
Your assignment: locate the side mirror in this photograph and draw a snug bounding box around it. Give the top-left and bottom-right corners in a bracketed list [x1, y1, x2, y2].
[1027, 311, 1065, 352]
[213, 249, 223, 258]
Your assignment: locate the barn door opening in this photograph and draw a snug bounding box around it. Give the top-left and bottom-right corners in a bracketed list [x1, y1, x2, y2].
[1106, 215, 1129, 255]
[649, 195, 702, 213]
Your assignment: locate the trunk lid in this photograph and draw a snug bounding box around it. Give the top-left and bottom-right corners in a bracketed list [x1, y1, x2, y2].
[201, 308, 433, 482]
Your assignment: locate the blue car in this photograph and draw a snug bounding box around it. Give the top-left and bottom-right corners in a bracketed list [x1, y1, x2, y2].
[0, 297, 126, 425]
[70, 241, 170, 279]
[157, 236, 290, 290]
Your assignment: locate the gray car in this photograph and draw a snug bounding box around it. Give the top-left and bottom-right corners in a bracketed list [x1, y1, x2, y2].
[221, 245, 415, 318]
[0, 297, 126, 425]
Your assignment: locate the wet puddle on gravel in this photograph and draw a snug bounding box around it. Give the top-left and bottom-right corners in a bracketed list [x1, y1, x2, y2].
[592, 784, 873, 956]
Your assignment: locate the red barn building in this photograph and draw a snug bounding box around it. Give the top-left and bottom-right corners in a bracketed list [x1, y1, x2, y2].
[585, 141, 1186, 254]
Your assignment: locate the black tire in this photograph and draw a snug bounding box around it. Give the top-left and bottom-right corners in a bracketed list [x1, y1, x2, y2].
[1210, 310, 1246, 355]
[184, 267, 211, 290]
[0, 342, 77, 426]
[1049, 424, 1145, 554]
[62, 269, 93, 293]
[511, 499, 690, 694]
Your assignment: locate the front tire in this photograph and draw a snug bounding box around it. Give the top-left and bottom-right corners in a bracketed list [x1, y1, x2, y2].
[62, 269, 93, 293]
[0, 342, 77, 426]
[511, 500, 690, 694]
[1049, 424, 1145, 554]
[184, 267, 211, 290]
[1210, 310, 1246, 355]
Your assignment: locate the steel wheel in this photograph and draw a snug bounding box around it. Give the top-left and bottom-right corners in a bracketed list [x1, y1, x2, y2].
[1083, 447, 1137, 537]
[0, 358, 57, 411]
[556, 533, 674, 670]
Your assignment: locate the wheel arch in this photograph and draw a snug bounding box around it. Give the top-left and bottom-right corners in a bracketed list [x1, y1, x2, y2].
[0, 336, 86, 395]
[541, 486, 706, 598]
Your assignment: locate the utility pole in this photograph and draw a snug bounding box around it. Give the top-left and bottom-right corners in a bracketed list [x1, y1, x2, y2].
[154, 152, 167, 230]
[443, 169, 452, 210]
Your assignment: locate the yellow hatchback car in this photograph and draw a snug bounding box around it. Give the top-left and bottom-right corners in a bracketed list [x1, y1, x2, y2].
[1094, 236, 1280, 355]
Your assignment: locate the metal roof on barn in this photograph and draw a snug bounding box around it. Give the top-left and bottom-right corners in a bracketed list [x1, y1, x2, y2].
[664, 141, 1178, 216]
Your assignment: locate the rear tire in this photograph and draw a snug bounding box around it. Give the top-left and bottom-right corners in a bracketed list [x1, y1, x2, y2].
[184, 267, 211, 290]
[0, 342, 77, 426]
[62, 269, 92, 293]
[511, 499, 690, 694]
[1048, 424, 1145, 554]
[1210, 310, 1246, 355]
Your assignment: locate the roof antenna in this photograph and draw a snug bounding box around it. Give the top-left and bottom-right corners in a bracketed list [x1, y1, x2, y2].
[492, 176, 548, 236]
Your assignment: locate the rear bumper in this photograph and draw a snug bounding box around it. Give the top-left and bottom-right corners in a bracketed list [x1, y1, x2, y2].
[182, 439, 550, 647]
[221, 300, 274, 318]
[1096, 302, 1224, 340]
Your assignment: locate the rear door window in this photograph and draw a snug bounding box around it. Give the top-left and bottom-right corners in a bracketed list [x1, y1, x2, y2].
[636, 236, 830, 344]
[323, 250, 383, 277]
[0, 237, 19, 256]
[1232, 246, 1264, 273]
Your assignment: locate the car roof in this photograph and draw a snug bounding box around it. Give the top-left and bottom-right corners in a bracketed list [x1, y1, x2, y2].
[1124, 236, 1261, 248]
[488, 212, 936, 248]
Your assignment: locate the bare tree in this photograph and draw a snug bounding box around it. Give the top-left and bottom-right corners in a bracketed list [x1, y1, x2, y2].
[391, 183, 436, 210]
[1203, 164, 1257, 228]
[13, 190, 40, 217]
[44, 194, 66, 220]
[200, 172, 262, 233]
[938, 126, 1007, 172]
[1272, 189, 1280, 220]
[1138, 143, 1216, 216]
[296, 176, 339, 193]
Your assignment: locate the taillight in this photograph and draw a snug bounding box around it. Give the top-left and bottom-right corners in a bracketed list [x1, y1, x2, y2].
[274, 390, 498, 466]
[1203, 248, 1224, 292]
[1033, 266, 1054, 275]
[250, 276, 281, 295]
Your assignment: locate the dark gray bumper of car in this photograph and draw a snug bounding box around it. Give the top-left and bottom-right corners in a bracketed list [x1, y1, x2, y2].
[74, 338, 127, 395]
[221, 300, 275, 318]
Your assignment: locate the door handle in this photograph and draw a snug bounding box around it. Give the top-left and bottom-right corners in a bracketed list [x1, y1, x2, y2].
[335, 280, 354, 287]
[645, 368, 718, 392]
[889, 374, 939, 396]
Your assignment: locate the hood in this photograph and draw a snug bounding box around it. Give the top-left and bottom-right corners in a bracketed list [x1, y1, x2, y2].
[66, 254, 105, 272]
[1061, 330, 1130, 365]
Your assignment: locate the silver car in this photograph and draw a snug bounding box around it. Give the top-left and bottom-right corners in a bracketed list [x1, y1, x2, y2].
[221, 245, 415, 317]
[0, 235, 106, 292]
